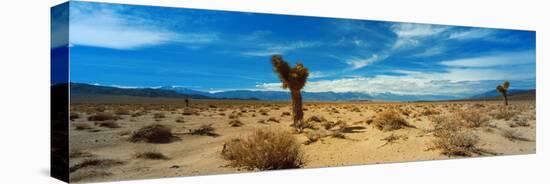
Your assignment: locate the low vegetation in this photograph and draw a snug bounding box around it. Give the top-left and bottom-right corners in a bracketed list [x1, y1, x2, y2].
[130, 124, 174, 143]
[221, 128, 305, 170]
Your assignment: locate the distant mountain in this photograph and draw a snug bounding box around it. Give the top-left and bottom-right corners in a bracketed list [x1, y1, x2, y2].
[158, 86, 212, 97]
[469, 89, 536, 100]
[73, 83, 524, 102]
[160, 86, 459, 101]
[70, 83, 212, 99]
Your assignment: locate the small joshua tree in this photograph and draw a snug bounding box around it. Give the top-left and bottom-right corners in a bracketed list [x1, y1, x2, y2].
[496, 81, 510, 106]
[271, 55, 309, 130]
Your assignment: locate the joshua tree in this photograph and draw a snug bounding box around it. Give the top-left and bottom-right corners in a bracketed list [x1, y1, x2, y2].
[496, 81, 510, 106]
[271, 55, 309, 130]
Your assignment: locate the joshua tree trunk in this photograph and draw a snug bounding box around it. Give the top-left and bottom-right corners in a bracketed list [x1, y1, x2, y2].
[291, 89, 303, 129]
[503, 91, 508, 106]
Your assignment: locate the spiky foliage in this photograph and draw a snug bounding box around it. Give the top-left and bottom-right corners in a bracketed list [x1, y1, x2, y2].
[496, 81, 510, 106]
[271, 55, 309, 130]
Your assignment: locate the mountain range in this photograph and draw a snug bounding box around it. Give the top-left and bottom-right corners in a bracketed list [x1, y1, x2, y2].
[68, 83, 535, 102]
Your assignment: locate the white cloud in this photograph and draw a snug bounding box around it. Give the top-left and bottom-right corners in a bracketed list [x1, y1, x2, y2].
[413, 45, 446, 57]
[345, 54, 388, 70]
[439, 50, 535, 67]
[391, 23, 449, 49]
[241, 41, 321, 56]
[69, 5, 216, 50]
[256, 60, 534, 96]
[448, 29, 495, 40]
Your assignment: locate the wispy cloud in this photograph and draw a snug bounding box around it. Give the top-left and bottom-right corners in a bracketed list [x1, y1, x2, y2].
[391, 23, 449, 49]
[448, 28, 495, 40]
[439, 50, 535, 67]
[241, 41, 321, 56]
[413, 45, 446, 57]
[345, 54, 388, 70]
[69, 4, 217, 50]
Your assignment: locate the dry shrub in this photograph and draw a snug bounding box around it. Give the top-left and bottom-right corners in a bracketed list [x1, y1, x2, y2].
[190, 124, 218, 137]
[306, 115, 326, 123]
[69, 149, 93, 158]
[281, 112, 291, 116]
[456, 110, 489, 128]
[221, 129, 305, 170]
[135, 150, 169, 160]
[69, 159, 124, 173]
[87, 113, 120, 121]
[373, 111, 414, 131]
[493, 108, 518, 120]
[431, 115, 480, 157]
[182, 109, 198, 116]
[229, 119, 244, 127]
[433, 130, 479, 157]
[94, 120, 120, 128]
[175, 117, 185, 123]
[73, 122, 92, 130]
[421, 109, 440, 116]
[153, 112, 165, 119]
[114, 109, 130, 115]
[267, 117, 280, 123]
[130, 124, 173, 143]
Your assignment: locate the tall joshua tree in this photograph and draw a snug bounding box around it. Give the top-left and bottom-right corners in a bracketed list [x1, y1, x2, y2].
[496, 81, 510, 106]
[271, 55, 309, 130]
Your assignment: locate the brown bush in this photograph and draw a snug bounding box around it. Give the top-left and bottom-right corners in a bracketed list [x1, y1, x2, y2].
[221, 129, 305, 170]
[87, 113, 120, 121]
[493, 108, 517, 120]
[433, 131, 479, 157]
[306, 115, 326, 123]
[94, 120, 120, 128]
[456, 110, 489, 128]
[114, 109, 131, 115]
[175, 117, 185, 123]
[430, 115, 480, 157]
[373, 111, 414, 131]
[69, 159, 124, 173]
[135, 150, 169, 160]
[130, 124, 174, 143]
[421, 109, 440, 116]
[229, 119, 244, 127]
[153, 112, 165, 119]
[267, 117, 280, 123]
[190, 124, 218, 137]
[73, 122, 92, 130]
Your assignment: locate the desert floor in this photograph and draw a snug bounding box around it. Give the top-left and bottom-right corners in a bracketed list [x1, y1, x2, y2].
[67, 97, 536, 183]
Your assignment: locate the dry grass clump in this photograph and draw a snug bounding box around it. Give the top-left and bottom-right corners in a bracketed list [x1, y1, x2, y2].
[153, 112, 165, 119]
[69, 159, 124, 173]
[87, 112, 120, 121]
[373, 111, 414, 131]
[130, 124, 174, 143]
[430, 115, 480, 157]
[182, 109, 198, 116]
[94, 120, 120, 128]
[267, 117, 280, 123]
[281, 112, 291, 117]
[73, 122, 92, 130]
[304, 130, 327, 144]
[69, 149, 94, 158]
[493, 107, 518, 120]
[229, 119, 244, 127]
[190, 124, 219, 137]
[306, 115, 326, 123]
[421, 108, 440, 116]
[433, 130, 479, 157]
[135, 150, 169, 160]
[456, 110, 489, 128]
[380, 133, 408, 147]
[175, 117, 185, 123]
[221, 129, 305, 170]
[114, 109, 131, 115]
[510, 117, 530, 127]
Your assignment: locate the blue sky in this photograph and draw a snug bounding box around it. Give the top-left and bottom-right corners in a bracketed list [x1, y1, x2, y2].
[54, 1, 536, 98]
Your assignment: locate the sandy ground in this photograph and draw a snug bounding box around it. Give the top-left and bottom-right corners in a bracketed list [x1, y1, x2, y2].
[68, 99, 536, 183]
